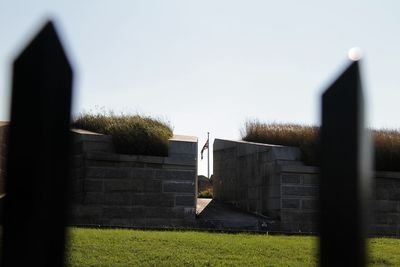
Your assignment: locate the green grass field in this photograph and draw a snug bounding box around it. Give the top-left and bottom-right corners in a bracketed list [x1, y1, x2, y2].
[66, 228, 400, 266]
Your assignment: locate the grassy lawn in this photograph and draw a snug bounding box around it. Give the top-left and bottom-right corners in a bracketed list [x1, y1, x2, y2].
[66, 228, 400, 266]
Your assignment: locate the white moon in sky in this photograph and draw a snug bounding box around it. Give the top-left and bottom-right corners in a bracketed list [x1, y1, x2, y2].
[348, 47, 362, 61]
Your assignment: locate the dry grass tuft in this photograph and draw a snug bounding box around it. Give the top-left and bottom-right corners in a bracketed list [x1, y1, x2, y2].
[72, 113, 173, 156]
[242, 120, 400, 171]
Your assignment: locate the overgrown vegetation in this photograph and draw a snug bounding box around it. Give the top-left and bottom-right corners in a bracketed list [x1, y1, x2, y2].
[72, 113, 173, 156]
[198, 188, 213, 198]
[65, 227, 400, 266]
[242, 120, 400, 171]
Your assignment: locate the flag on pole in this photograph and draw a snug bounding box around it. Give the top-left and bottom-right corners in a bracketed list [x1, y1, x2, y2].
[201, 139, 209, 160]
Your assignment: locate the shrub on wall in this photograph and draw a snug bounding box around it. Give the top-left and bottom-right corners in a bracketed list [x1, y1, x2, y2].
[72, 113, 173, 156]
[242, 120, 400, 172]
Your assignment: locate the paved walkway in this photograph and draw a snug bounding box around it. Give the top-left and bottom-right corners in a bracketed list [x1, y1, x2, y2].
[196, 198, 275, 231]
[196, 198, 212, 215]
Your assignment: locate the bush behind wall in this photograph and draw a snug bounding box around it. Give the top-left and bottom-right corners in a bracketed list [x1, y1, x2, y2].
[72, 113, 173, 157]
[242, 120, 400, 172]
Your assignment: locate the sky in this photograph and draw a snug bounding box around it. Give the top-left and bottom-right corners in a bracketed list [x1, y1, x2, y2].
[1, 1, 400, 176]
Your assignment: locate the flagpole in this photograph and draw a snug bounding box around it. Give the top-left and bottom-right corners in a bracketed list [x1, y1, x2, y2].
[207, 132, 210, 179]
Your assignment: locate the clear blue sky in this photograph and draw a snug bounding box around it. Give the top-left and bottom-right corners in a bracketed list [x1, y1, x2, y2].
[1, 1, 400, 176]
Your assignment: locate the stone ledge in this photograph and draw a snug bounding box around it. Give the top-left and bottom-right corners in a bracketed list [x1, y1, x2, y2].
[278, 165, 319, 174]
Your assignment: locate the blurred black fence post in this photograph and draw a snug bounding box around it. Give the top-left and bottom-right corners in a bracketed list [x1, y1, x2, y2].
[320, 60, 372, 266]
[1, 21, 73, 266]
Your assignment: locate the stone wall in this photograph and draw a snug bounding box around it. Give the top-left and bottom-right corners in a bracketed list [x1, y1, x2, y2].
[371, 171, 400, 236]
[213, 138, 400, 236]
[279, 165, 319, 233]
[70, 130, 198, 228]
[213, 138, 301, 219]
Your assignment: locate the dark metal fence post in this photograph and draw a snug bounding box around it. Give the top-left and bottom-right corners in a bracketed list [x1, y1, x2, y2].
[320, 60, 372, 266]
[1, 21, 73, 266]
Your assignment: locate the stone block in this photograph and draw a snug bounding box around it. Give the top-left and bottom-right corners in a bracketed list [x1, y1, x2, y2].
[69, 217, 102, 226]
[104, 179, 138, 192]
[373, 213, 400, 225]
[170, 219, 189, 226]
[71, 192, 85, 204]
[72, 142, 83, 154]
[144, 218, 172, 227]
[282, 186, 318, 197]
[175, 195, 195, 206]
[278, 165, 319, 174]
[282, 174, 300, 184]
[103, 192, 132, 205]
[369, 224, 398, 236]
[280, 222, 318, 233]
[268, 146, 301, 161]
[84, 179, 103, 192]
[371, 200, 398, 213]
[144, 179, 162, 193]
[70, 168, 84, 180]
[155, 169, 195, 181]
[85, 160, 116, 167]
[374, 186, 389, 200]
[163, 181, 194, 193]
[130, 219, 147, 227]
[136, 155, 164, 164]
[183, 207, 196, 218]
[388, 190, 400, 201]
[263, 197, 281, 212]
[247, 187, 259, 200]
[75, 205, 103, 218]
[84, 192, 105, 204]
[132, 193, 174, 207]
[72, 155, 83, 168]
[281, 210, 318, 225]
[162, 164, 194, 171]
[70, 179, 83, 193]
[131, 168, 155, 179]
[103, 206, 145, 218]
[267, 185, 281, 198]
[374, 179, 400, 201]
[82, 141, 114, 152]
[302, 174, 319, 185]
[169, 138, 197, 154]
[85, 151, 128, 161]
[86, 167, 131, 179]
[302, 199, 318, 210]
[164, 156, 196, 166]
[104, 218, 133, 227]
[267, 174, 281, 186]
[282, 199, 300, 209]
[144, 163, 163, 169]
[145, 207, 184, 219]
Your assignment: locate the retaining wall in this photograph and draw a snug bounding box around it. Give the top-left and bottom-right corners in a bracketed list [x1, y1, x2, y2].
[70, 130, 198, 227]
[213, 138, 400, 236]
[0, 123, 197, 227]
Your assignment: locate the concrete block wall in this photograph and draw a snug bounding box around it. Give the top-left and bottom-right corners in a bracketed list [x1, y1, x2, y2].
[213, 138, 301, 218]
[70, 129, 198, 228]
[371, 172, 400, 236]
[214, 138, 400, 236]
[279, 165, 319, 233]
